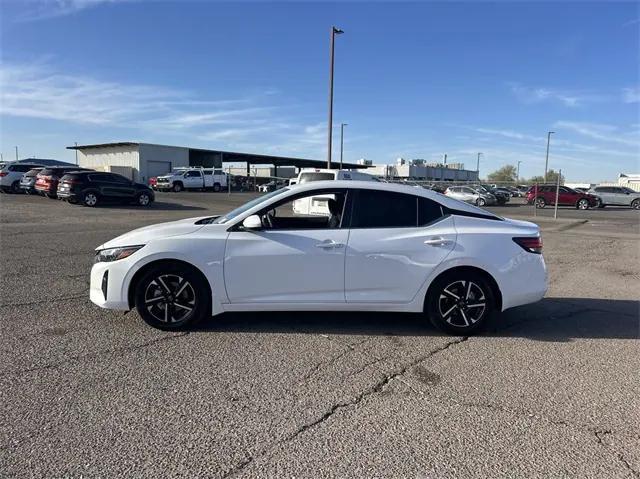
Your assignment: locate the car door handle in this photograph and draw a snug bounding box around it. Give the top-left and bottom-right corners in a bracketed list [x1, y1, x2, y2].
[315, 240, 344, 249]
[424, 237, 451, 246]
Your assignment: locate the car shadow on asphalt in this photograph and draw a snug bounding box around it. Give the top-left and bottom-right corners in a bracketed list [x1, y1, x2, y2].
[96, 202, 208, 211]
[195, 298, 639, 341]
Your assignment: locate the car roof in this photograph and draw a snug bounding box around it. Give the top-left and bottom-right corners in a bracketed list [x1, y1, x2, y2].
[288, 180, 499, 217]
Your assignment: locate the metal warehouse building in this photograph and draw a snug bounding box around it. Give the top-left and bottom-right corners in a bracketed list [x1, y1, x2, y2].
[68, 142, 365, 183]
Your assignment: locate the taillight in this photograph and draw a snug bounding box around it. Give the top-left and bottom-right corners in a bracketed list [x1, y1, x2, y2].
[513, 236, 543, 254]
[0, 172, 8, 177]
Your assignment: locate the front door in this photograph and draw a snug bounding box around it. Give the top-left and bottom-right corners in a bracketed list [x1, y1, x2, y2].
[224, 189, 350, 303]
[345, 190, 456, 303]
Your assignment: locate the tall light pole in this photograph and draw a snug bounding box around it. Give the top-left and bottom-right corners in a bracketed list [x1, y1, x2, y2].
[339, 122, 347, 169]
[326, 26, 343, 169]
[75, 142, 78, 165]
[544, 131, 555, 183]
[516, 160, 522, 182]
[15, 146, 19, 161]
[476, 152, 482, 180]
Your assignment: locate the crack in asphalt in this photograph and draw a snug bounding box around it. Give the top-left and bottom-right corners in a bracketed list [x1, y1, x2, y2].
[2, 332, 190, 377]
[594, 430, 640, 478]
[220, 336, 468, 478]
[301, 337, 371, 382]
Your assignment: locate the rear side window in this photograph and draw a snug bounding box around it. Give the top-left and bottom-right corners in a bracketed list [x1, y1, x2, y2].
[351, 190, 417, 228]
[186, 171, 202, 177]
[299, 172, 335, 184]
[9, 165, 34, 173]
[419, 198, 443, 226]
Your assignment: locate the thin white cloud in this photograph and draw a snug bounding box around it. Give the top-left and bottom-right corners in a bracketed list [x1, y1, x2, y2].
[509, 83, 606, 107]
[16, 0, 131, 21]
[622, 87, 640, 104]
[554, 121, 640, 148]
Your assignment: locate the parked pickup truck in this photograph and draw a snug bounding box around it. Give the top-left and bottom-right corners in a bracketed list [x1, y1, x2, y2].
[154, 167, 228, 192]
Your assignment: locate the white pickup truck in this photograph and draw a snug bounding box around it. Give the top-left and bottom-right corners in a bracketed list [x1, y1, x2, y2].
[154, 167, 227, 192]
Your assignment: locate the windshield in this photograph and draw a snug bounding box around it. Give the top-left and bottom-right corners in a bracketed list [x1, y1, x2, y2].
[213, 188, 289, 224]
[298, 172, 335, 184]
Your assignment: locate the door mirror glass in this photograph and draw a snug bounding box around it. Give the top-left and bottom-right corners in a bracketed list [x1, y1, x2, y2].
[242, 215, 262, 230]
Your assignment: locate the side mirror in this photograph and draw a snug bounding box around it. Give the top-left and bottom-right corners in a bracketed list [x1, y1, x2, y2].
[242, 215, 262, 230]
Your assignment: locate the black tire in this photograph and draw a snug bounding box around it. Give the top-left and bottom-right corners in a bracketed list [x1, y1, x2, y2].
[597, 199, 605, 208]
[172, 182, 183, 192]
[10, 181, 21, 194]
[576, 198, 590, 210]
[213, 183, 221, 192]
[82, 191, 99, 207]
[476, 198, 486, 207]
[134, 263, 209, 330]
[631, 199, 640, 210]
[426, 271, 495, 335]
[136, 191, 152, 207]
[535, 197, 546, 209]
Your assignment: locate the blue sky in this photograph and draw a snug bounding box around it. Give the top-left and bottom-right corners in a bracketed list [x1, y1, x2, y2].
[1, 0, 638, 182]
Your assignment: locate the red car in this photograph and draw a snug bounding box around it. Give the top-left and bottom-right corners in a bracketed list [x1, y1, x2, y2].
[526, 185, 598, 210]
[148, 177, 157, 189]
[35, 167, 90, 198]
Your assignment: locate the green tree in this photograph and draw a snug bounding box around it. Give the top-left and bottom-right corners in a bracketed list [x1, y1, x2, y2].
[487, 165, 517, 183]
[529, 169, 564, 185]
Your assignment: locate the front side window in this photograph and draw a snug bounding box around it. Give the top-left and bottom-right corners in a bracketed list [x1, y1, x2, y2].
[257, 190, 348, 230]
[213, 188, 289, 224]
[351, 190, 417, 228]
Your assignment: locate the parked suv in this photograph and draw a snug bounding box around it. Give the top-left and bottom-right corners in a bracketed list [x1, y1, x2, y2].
[526, 185, 598, 209]
[588, 186, 640, 209]
[444, 186, 497, 206]
[35, 167, 91, 198]
[19, 168, 44, 194]
[0, 163, 44, 193]
[57, 171, 154, 207]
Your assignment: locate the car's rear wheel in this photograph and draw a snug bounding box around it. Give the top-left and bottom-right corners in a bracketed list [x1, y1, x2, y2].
[596, 199, 605, 208]
[136, 191, 152, 206]
[576, 198, 590, 210]
[10, 181, 21, 194]
[631, 199, 640, 210]
[134, 264, 208, 330]
[426, 271, 495, 335]
[82, 191, 99, 207]
[476, 198, 486, 207]
[535, 197, 546, 208]
[213, 183, 221, 192]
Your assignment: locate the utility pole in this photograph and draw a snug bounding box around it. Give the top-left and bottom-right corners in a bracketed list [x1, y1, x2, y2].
[339, 123, 347, 169]
[516, 160, 522, 182]
[75, 142, 78, 165]
[544, 131, 555, 183]
[476, 152, 482, 181]
[15, 146, 19, 161]
[326, 26, 344, 169]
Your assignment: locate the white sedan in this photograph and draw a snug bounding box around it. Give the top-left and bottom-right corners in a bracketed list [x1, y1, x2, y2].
[90, 181, 547, 335]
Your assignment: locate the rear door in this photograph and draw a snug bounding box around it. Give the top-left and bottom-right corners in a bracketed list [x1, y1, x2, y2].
[95, 174, 135, 199]
[345, 190, 456, 303]
[611, 187, 629, 205]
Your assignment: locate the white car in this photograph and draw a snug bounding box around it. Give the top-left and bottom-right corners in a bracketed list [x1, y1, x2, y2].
[90, 181, 547, 335]
[0, 162, 44, 193]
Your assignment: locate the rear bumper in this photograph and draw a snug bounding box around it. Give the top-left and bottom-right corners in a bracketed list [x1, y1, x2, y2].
[500, 253, 548, 311]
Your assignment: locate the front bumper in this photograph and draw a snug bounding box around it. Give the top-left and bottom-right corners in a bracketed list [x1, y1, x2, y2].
[90, 260, 131, 310]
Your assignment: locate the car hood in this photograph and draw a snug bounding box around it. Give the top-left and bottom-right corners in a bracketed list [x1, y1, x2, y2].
[96, 216, 217, 250]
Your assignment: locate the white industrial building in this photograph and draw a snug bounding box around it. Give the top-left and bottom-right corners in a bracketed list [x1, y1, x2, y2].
[68, 142, 365, 183]
[365, 158, 479, 182]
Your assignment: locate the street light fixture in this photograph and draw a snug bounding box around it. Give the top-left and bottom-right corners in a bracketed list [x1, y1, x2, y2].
[544, 131, 555, 183]
[326, 26, 344, 169]
[339, 123, 347, 169]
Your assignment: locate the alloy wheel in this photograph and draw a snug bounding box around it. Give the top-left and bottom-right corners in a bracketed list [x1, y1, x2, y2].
[84, 192, 98, 206]
[577, 199, 589, 210]
[438, 280, 487, 328]
[632, 199, 640, 210]
[138, 193, 150, 206]
[144, 274, 196, 324]
[535, 197, 546, 208]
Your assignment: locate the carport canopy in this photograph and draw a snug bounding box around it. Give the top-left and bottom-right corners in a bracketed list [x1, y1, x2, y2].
[67, 142, 367, 176]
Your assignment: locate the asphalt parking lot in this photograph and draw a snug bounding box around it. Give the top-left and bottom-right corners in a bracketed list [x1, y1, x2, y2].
[1, 191, 639, 478]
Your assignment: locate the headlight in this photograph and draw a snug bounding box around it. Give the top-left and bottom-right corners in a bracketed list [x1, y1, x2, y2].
[94, 245, 144, 263]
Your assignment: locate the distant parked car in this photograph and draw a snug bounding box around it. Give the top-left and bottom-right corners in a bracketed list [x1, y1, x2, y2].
[526, 185, 598, 209]
[35, 167, 91, 198]
[588, 186, 640, 209]
[479, 185, 510, 205]
[57, 171, 154, 207]
[504, 186, 523, 197]
[0, 162, 44, 193]
[19, 168, 44, 194]
[148, 177, 158, 189]
[445, 186, 497, 206]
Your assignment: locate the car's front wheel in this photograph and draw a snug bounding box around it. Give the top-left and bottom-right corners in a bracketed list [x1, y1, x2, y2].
[172, 182, 183, 192]
[134, 264, 209, 330]
[136, 191, 152, 206]
[576, 198, 590, 210]
[535, 197, 546, 208]
[476, 198, 486, 207]
[426, 271, 494, 335]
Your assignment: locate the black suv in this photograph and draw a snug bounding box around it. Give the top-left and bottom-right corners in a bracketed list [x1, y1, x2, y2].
[57, 172, 155, 207]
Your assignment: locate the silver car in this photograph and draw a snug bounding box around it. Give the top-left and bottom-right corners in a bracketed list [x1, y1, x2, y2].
[444, 186, 497, 206]
[588, 186, 640, 209]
